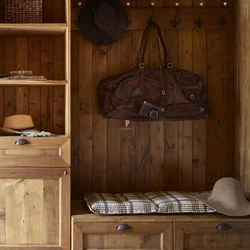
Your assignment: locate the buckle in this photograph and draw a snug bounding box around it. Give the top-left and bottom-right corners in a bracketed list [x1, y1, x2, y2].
[167, 63, 173, 69]
[138, 63, 144, 70]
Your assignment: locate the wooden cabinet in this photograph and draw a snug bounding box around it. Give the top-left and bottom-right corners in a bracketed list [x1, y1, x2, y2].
[0, 0, 71, 249]
[0, 168, 70, 250]
[71, 202, 250, 250]
[174, 222, 250, 250]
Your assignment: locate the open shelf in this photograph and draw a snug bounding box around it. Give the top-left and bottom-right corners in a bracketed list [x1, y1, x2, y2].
[0, 80, 68, 86]
[0, 24, 67, 35]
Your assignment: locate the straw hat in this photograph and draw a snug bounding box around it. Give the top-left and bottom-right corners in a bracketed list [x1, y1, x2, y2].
[195, 178, 250, 217]
[0, 114, 39, 134]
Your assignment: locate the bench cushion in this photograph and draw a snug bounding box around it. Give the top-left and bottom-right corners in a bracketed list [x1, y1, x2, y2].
[145, 191, 216, 214]
[84, 192, 157, 215]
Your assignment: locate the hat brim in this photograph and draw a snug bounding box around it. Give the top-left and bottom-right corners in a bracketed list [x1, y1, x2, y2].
[195, 192, 250, 217]
[80, 0, 128, 45]
[0, 127, 39, 134]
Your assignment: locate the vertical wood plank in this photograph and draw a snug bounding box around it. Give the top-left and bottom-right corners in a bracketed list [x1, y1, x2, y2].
[52, 36, 65, 135]
[71, 31, 80, 199]
[178, 30, 193, 191]
[79, 34, 93, 195]
[192, 30, 207, 191]
[107, 40, 122, 193]
[164, 30, 179, 191]
[220, 30, 229, 178]
[227, 30, 236, 178]
[136, 30, 150, 192]
[43, 0, 55, 23]
[16, 37, 29, 115]
[121, 30, 137, 192]
[40, 37, 53, 132]
[53, 0, 65, 23]
[3, 37, 16, 117]
[0, 180, 6, 244]
[149, 27, 164, 191]
[0, 1, 4, 23]
[43, 179, 59, 244]
[6, 180, 27, 244]
[92, 45, 108, 192]
[0, 38, 4, 126]
[206, 30, 221, 189]
[25, 180, 45, 244]
[135, 0, 151, 193]
[238, 0, 250, 197]
[28, 37, 41, 131]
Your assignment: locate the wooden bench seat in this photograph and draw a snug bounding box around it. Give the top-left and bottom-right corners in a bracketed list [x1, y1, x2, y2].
[71, 200, 250, 250]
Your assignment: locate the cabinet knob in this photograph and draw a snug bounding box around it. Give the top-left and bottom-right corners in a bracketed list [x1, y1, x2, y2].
[15, 139, 30, 145]
[64, 170, 68, 176]
[216, 223, 232, 231]
[116, 224, 131, 231]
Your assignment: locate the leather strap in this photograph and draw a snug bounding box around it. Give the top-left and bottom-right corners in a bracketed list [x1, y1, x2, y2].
[136, 19, 169, 67]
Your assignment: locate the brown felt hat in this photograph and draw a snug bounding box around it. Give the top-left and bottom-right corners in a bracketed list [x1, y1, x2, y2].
[0, 114, 39, 134]
[194, 178, 250, 217]
[79, 0, 128, 45]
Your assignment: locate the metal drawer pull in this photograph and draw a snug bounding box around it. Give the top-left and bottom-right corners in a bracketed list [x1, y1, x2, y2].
[15, 139, 30, 145]
[216, 223, 232, 231]
[116, 224, 131, 231]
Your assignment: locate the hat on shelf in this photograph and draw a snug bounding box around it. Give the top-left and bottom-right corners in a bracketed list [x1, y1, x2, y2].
[0, 114, 39, 134]
[79, 0, 129, 45]
[194, 177, 250, 217]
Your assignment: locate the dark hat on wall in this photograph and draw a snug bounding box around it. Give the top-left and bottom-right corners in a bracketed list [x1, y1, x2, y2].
[79, 0, 129, 45]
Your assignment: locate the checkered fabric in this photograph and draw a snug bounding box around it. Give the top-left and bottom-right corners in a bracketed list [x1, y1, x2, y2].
[145, 191, 216, 214]
[84, 192, 157, 215]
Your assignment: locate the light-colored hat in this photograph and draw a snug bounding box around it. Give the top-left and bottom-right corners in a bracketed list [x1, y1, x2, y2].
[195, 178, 250, 217]
[0, 114, 39, 134]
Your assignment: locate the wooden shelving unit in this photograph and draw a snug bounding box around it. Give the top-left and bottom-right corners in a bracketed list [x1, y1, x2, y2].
[0, 0, 71, 249]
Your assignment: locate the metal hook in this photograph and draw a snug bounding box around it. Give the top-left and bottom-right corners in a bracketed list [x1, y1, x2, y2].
[150, 2, 156, 21]
[194, 2, 204, 28]
[170, 2, 180, 28]
[218, 1, 227, 28]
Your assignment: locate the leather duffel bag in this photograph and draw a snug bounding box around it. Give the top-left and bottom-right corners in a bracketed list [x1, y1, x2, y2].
[98, 19, 210, 121]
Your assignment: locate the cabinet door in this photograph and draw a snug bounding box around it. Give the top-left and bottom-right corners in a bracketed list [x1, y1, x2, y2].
[72, 221, 172, 250]
[0, 168, 70, 250]
[174, 222, 250, 250]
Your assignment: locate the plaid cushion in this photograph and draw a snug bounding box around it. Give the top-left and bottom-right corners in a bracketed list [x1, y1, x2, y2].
[84, 192, 157, 215]
[145, 191, 216, 214]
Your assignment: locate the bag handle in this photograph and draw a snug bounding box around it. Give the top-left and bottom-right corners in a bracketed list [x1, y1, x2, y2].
[136, 19, 172, 69]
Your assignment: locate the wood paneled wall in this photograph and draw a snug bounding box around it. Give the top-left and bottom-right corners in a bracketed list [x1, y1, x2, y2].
[71, 0, 237, 199]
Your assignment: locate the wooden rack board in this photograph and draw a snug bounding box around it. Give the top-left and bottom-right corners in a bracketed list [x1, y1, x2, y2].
[72, 8, 235, 31]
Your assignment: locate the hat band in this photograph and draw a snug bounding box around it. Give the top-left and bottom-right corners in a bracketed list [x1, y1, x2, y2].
[6, 126, 36, 131]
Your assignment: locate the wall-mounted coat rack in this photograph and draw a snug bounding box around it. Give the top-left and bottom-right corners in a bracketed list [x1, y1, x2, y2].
[72, 3, 234, 31]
